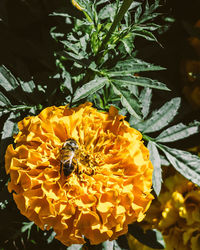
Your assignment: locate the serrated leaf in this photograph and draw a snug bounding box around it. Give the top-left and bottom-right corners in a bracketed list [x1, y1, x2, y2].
[139, 13, 162, 24]
[0, 112, 19, 161]
[20, 80, 36, 93]
[57, 51, 90, 67]
[72, 77, 108, 102]
[67, 244, 82, 250]
[1, 112, 18, 140]
[112, 83, 142, 119]
[129, 1, 142, 11]
[140, 88, 152, 118]
[102, 240, 114, 249]
[113, 240, 122, 250]
[129, 224, 165, 249]
[121, 34, 134, 55]
[107, 58, 166, 76]
[148, 141, 162, 196]
[132, 28, 158, 42]
[0, 92, 12, 107]
[160, 155, 170, 166]
[112, 76, 169, 91]
[47, 231, 56, 244]
[136, 97, 181, 133]
[127, 84, 139, 97]
[21, 222, 34, 233]
[99, 4, 117, 21]
[134, 4, 142, 23]
[139, 23, 161, 31]
[158, 144, 200, 186]
[0, 65, 19, 91]
[155, 122, 200, 143]
[61, 40, 80, 55]
[96, 0, 110, 5]
[63, 71, 73, 94]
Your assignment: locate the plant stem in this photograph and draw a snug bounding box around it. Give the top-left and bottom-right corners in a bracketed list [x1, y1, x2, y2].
[96, 0, 134, 65]
[142, 134, 155, 142]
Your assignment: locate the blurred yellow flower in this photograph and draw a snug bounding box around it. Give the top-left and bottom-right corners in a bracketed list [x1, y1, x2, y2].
[127, 233, 160, 250]
[141, 169, 200, 250]
[181, 60, 200, 82]
[181, 60, 200, 108]
[5, 103, 153, 246]
[189, 20, 200, 57]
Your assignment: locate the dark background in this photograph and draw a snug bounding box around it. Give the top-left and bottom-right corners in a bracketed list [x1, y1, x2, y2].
[0, 0, 200, 249]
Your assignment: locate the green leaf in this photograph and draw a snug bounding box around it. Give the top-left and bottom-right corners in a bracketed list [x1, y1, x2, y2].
[57, 51, 90, 67]
[112, 76, 169, 91]
[96, 0, 111, 5]
[112, 83, 142, 119]
[20, 80, 36, 94]
[160, 155, 170, 166]
[67, 244, 83, 250]
[99, 4, 117, 21]
[0, 65, 19, 91]
[62, 71, 73, 94]
[134, 4, 142, 23]
[21, 222, 34, 236]
[158, 144, 200, 186]
[0, 112, 19, 161]
[102, 240, 114, 249]
[129, 1, 142, 11]
[135, 97, 181, 133]
[47, 231, 56, 244]
[129, 224, 165, 249]
[140, 88, 152, 118]
[0, 104, 33, 114]
[72, 77, 108, 102]
[113, 240, 123, 250]
[148, 141, 162, 196]
[155, 121, 200, 143]
[132, 28, 158, 42]
[121, 34, 134, 55]
[1, 112, 18, 140]
[138, 23, 161, 31]
[107, 58, 166, 76]
[138, 0, 161, 24]
[0, 92, 12, 107]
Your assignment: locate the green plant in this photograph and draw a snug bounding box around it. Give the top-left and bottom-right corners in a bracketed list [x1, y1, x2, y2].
[1, 0, 200, 249]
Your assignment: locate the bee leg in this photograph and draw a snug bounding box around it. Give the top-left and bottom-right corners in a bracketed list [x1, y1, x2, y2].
[60, 163, 63, 175]
[74, 158, 79, 175]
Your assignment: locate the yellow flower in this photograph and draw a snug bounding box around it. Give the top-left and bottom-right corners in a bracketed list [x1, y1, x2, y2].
[142, 168, 200, 250]
[181, 60, 200, 109]
[5, 103, 153, 246]
[188, 20, 200, 57]
[127, 233, 160, 250]
[181, 60, 200, 82]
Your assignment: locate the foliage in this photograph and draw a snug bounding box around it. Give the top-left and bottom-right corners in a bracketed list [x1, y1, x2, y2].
[0, 0, 200, 249]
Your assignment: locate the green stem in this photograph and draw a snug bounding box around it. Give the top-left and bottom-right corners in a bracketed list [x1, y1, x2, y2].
[96, 0, 134, 65]
[83, 11, 93, 23]
[142, 134, 155, 142]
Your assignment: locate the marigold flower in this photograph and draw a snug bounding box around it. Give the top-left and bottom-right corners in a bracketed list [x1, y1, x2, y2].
[140, 168, 200, 250]
[5, 103, 153, 246]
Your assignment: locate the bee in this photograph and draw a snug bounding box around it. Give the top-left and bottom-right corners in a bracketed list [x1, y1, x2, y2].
[60, 139, 79, 177]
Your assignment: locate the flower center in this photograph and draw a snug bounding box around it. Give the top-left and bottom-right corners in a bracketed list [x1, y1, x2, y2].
[77, 147, 97, 176]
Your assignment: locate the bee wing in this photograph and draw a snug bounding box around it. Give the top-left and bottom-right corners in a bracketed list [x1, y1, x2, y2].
[68, 151, 75, 165]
